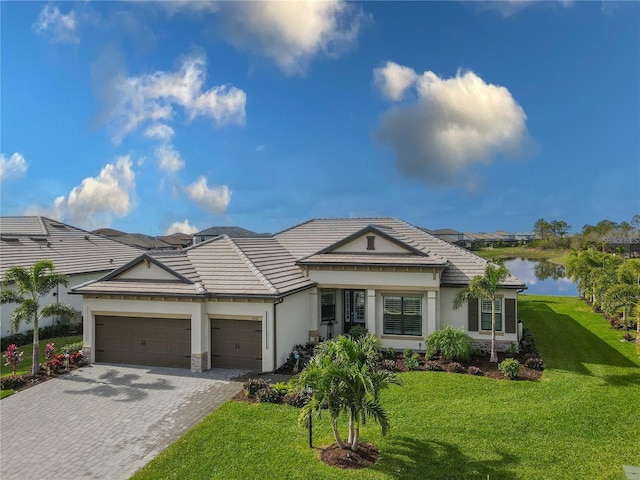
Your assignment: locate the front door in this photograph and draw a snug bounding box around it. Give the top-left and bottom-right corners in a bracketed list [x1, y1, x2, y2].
[344, 289, 366, 334]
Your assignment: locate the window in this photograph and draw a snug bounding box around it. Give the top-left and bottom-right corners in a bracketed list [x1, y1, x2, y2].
[320, 290, 336, 322]
[481, 299, 502, 331]
[383, 296, 422, 336]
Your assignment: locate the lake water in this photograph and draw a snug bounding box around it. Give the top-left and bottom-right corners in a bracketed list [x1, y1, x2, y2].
[504, 258, 578, 297]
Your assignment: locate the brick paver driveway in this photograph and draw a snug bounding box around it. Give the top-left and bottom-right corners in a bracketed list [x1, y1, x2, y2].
[0, 364, 248, 479]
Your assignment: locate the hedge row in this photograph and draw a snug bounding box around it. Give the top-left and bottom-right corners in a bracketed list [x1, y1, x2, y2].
[1, 324, 82, 352]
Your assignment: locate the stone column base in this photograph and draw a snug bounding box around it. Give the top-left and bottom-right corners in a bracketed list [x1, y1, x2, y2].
[191, 353, 209, 372]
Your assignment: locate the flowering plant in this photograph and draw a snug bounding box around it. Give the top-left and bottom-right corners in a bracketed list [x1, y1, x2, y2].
[4, 344, 24, 377]
[45, 343, 56, 376]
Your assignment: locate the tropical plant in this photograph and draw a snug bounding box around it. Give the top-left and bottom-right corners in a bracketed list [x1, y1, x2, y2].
[425, 326, 474, 361]
[498, 359, 521, 380]
[293, 334, 400, 452]
[4, 344, 23, 378]
[452, 263, 511, 363]
[0, 260, 76, 375]
[44, 342, 55, 376]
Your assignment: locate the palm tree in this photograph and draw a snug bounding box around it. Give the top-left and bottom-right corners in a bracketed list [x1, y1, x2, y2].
[294, 334, 400, 452]
[453, 263, 510, 363]
[1, 259, 76, 375]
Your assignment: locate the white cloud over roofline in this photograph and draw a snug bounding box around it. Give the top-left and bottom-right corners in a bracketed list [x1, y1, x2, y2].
[166, 219, 199, 235]
[25, 156, 136, 229]
[33, 5, 79, 44]
[167, 1, 369, 75]
[0, 152, 28, 182]
[110, 54, 246, 144]
[375, 64, 531, 188]
[186, 176, 230, 214]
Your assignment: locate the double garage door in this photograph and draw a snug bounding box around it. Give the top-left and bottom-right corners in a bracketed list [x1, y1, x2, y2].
[95, 315, 263, 371]
[95, 316, 191, 368]
[211, 319, 262, 370]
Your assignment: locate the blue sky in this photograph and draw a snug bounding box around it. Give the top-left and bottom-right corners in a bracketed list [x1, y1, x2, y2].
[1, 1, 638, 236]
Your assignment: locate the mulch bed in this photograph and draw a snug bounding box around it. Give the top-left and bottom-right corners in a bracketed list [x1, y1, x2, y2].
[2, 363, 88, 394]
[320, 442, 379, 469]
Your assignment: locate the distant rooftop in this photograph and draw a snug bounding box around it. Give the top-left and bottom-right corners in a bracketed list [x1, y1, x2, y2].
[194, 226, 269, 238]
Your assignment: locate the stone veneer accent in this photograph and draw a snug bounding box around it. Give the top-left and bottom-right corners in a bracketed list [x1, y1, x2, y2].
[82, 346, 92, 361]
[191, 352, 208, 372]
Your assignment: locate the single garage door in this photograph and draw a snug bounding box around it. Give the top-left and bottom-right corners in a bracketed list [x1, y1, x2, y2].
[211, 319, 262, 370]
[95, 315, 191, 368]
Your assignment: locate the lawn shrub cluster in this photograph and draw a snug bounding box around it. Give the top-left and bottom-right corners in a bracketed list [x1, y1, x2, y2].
[243, 378, 269, 397]
[61, 341, 83, 354]
[255, 386, 281, 404]
[518, 328, 539, 357]
[48, 351, 84, 374]
[380, 359, 398, 372]
[425, 326, 474, 361]
[0, 324, 77, 351]
[283, 390, 311, 408]
[0, 376, 26, 390]
[348, 325, 368, 340]
[525, 357, 545, 371]
[285, 343, 317, 372]
[467, 366, 483, 376]
[498, 359, 521, 380]
[425, 361, 443, 372]
[450, 362, 465, 373]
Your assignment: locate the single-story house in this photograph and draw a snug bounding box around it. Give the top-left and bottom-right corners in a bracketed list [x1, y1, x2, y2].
[0, 217, 141, 337]
[72, 218, 526, 373]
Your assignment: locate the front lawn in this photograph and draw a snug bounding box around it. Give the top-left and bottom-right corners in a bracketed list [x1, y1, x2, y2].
[133, 295, 639, 479]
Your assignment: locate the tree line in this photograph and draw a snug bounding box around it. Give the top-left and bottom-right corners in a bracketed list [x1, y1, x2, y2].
[532, 215, 640, 251]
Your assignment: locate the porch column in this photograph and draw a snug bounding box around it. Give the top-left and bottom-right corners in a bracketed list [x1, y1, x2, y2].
[426, 291, 437, 336]
[366, 289, 376, 335]
[190, 301, 208, 373]
[309, 288, 319, 332]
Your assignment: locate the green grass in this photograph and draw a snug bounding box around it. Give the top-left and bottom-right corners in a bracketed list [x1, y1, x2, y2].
[132, 295, 639, 480]
[1, 334, 82, 378]
[475, 246, 571, 264]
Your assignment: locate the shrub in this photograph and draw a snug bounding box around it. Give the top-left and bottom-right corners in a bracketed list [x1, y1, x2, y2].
[403, 348, 414, 359]
[379, 359, 398, 372]
[384, 347, 396, 359]
[271, 382, 291, 395]
[518, 328, 539, 357]
[243, 378, 269, 397]
[525, 357, 545, 371]
[505, 342, 518, 358]
[286, 343, 316, 372]
[61, 341, 83, 354]
[623, 333, 636, 342]
[425, 326, 474, 361]
[283, 390, 311, 408]
[425, 361, 443, 372]
[499, 359, 521, 380]
[0, 376, 26, 390]
[468, 366, 484, 376]
[4, 344, 24, 377]
[450, 362, 465, 373]
[348, 325, 368, 341]
[44, 343, 56, 376]
[405, 353, 421, 371]
[255, 386, 282, 404]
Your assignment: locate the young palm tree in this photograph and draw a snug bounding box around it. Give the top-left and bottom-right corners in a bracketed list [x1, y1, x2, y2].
[1, 259, 76, 375]
[453, 263, 510, 363]
[294, 334, 400, 452]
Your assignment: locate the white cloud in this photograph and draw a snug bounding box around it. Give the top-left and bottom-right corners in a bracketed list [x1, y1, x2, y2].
[373, 61, 418, 101]
[29, 156, 136, 229]
[175, 1, 369, 75]
[477, 1, 573, 17]
[145, 123, 175, 141]
[155, 144, 185, 173]
[186, 176, 231, 214]
[165, 219, 199, 235]
[110, 54, 246, 143]
[33, 5, 79, 44]
[375, 67, 530, 187]
[0, 152, 28, 182]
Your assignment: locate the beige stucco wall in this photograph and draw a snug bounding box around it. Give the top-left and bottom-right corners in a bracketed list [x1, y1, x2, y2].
[307, 268, 441, 289]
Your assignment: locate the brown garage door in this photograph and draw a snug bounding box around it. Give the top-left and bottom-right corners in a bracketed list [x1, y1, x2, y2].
[95, 316, 191, 368]
[211, 319, 262, 370]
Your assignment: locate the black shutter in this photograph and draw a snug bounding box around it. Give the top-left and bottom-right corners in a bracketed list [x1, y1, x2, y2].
[505, 298, 516, 333]
[468, 298, 479, 332]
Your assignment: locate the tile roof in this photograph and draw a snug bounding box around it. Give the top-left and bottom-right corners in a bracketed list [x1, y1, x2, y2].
[0, 217, 141, 278]
[276, 218, 524, 287]
[194, 226, 268, 238]
[73, 217, 525, 297]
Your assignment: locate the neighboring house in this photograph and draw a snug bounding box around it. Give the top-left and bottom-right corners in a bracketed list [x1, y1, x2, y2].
[192, 226, 268, 245]
[72, 218, 526, 373]
[93, 228, 192, 250]
[424, 228, 474, 248]
[0, 217, 141, 337]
